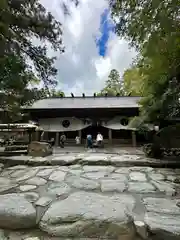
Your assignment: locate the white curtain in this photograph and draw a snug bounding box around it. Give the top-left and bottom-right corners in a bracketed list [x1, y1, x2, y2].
[102, 116, 154, 131]
[39, 117, 91, 132]
[102, 116, 136, 130]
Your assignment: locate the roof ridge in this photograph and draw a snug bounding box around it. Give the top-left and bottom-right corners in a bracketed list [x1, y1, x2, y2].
[41, 96, 141, 99]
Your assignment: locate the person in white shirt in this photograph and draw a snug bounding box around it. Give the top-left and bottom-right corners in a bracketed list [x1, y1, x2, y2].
[75, 136, 80, 145]
[96, 132, 103, 147]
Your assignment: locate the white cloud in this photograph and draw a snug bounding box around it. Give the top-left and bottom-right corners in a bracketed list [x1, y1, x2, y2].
[41, 0, 137, 96]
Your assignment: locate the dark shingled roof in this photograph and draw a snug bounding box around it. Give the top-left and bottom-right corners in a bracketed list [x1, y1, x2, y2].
[27, 96, 141, 110]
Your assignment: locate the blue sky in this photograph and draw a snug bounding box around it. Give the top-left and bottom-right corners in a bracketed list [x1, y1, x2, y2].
[96, 9, 115, 57]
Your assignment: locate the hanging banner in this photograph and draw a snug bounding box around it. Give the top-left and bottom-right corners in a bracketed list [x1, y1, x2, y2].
[39, 117, 91, 132]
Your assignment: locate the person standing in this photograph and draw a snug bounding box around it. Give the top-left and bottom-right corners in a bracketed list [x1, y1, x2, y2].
[87, 134, 92, 148]
[96, 132, 103, 147]
[75, 136, 80, 145]
[60, 133, 66, 148]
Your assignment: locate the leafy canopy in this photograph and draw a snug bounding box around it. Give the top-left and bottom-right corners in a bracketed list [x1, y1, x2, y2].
[110, 0, 180, 122]
[98, 69, 126, 96]
[0, 0, 64, 118]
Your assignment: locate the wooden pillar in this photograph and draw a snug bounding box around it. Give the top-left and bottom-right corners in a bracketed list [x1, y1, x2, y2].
[108, 128, 112, 145]
[34, 131, 39, 141]
[78, 130, 82, 144]
[132, 130, 136, 147]
[55, 132, 59, 146]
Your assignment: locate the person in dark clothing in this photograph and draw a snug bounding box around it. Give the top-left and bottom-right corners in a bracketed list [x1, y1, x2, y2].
[87, 134, 92, 148]
[60, 133, 66, 148]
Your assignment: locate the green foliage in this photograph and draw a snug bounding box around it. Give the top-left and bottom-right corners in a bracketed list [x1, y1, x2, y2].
[0, 0, 64, 118]
[143, 143, 163, 158]
[110, 0, 180, 122]
[98, 69, 126, 96]
[123, 67, 146, 96]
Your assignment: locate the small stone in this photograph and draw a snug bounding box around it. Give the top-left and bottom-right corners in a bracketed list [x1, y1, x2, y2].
[47, 182, 71, 197]
[20, 185, 37, 192]
[25, 177, 47, 186]
[134, 221, 148, 239]
[129, 172, 147, 182]
[37, 169, 53, 177]
[35, 197, 52, 207]
[128, 182, 155, 193]
[101, 179, 126, 192]
[49, 170, 66, 182]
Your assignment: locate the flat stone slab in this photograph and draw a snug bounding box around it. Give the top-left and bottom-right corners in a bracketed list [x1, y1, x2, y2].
[129, 172, 147, 182]
[35, 197, 53, 207]
[128, 182, 156, 193]
[143, 197, 180, 214]
[0, 194, 36, 229]
[47, 182, 71, 197]
[1, 152, 180, 169]
[25, 177, 47, 186]
[0, 177, 17, 193]
[145, 212, 180, 238]
[80, 154, 109, 164]
[83, 165, 115, 173]
[66, 175, 100, 190]
[19, 185, 37, 192]
[52, 155, 77, 165]
[40, 191, 136, 238]
[100, 179, 126, 192]
[143, 197, 180, 238]
[37, 169, 53, 177]
[49, 170, 66, 182]
[151, 180, 176, 196]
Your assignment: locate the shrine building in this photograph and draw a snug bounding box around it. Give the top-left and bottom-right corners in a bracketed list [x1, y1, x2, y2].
[25, 95, 147, 146]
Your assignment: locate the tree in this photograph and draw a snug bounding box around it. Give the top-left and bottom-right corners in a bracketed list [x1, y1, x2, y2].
[98, 69, 126, 96]
[123, 67, 146, 96]
[110, 0, 180, 122]
[0, 0, 64, 114]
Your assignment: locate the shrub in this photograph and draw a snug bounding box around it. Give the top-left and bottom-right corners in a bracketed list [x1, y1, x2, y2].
[143, 143, 163, 158]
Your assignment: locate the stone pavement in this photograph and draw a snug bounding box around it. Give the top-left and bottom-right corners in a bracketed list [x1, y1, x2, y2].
[0, 155, 180, 240]
[1, 150, 180, 168]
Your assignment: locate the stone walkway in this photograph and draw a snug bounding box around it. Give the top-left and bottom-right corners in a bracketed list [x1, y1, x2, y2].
[1, 150, 180, 168]
[0, 153, 180, 239]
